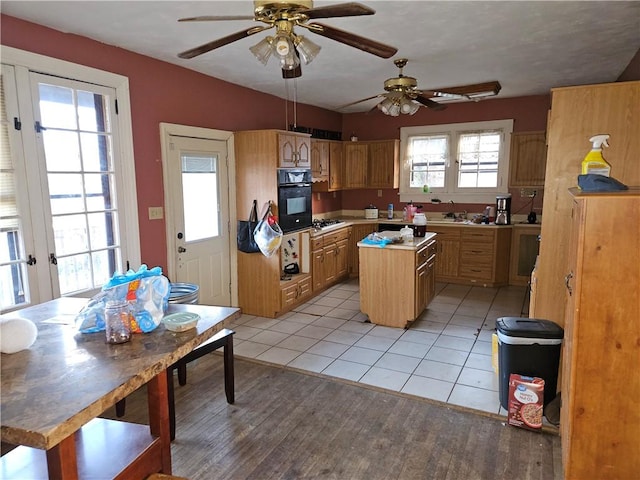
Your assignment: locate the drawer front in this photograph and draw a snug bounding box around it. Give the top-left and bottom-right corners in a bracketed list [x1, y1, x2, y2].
[415, 239, 436, 266]
[461, 229, 494, 243]
[311, 237, 324, 251]
[324, 228, 349, 244]
[461, 242, 493, 263]
[429, 226, 461, 241]
[459, 264, 492, 280]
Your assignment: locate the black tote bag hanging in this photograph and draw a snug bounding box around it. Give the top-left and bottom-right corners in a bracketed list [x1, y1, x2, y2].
[237, 200, 260, 253]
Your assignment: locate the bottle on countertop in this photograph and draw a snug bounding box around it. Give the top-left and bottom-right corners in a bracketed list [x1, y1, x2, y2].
[387, 204, 394, 219]
[581, 134, 611, 177]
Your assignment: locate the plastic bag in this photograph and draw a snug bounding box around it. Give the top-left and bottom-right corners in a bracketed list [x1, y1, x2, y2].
[76, 265, 170, 334]
[254, 201, 283, 257]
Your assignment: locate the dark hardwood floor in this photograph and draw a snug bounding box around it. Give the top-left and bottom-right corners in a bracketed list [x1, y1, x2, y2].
[101, 353, 562, 480]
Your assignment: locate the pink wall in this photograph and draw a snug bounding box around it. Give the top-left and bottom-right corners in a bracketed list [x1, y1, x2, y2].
[1, 15, 342, 270]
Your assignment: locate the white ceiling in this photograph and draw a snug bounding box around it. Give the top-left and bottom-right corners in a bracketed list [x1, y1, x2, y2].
[3, 1, 639, 113]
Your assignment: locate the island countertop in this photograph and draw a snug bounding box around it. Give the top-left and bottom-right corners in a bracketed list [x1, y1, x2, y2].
[357, 231, 437, 251]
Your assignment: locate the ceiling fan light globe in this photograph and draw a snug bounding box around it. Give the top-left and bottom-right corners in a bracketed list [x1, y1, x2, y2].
[279, 52, 300, 70]
[389, 104, 401, 116]
[379, 97, 393, 115]
[274, 35, 293, 57]
[249, 37, 273, 65]
[296, 36, 321, 64]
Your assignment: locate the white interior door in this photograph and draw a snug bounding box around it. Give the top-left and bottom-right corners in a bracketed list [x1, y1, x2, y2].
[165, 135, 231, 306]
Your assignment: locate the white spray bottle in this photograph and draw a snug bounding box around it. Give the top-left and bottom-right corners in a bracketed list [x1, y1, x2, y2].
[581, 134, 611, 177]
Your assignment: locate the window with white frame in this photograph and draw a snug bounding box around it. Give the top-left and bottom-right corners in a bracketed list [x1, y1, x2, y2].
[399, 120, 513, 204]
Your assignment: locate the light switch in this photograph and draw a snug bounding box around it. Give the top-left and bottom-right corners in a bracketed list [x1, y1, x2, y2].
[148, 206, 163, 220]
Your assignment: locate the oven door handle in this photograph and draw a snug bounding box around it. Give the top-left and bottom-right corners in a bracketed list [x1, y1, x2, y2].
[279, 183, 312, 187]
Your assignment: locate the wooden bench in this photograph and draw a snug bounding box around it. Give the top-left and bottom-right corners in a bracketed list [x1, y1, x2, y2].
[116, 328, 235, 440]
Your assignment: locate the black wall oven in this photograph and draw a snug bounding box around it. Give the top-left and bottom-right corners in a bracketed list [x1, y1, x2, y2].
[277, 168, 312, 233]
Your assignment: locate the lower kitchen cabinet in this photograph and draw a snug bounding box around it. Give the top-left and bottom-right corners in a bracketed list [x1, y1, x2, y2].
[429, 226, 460, 281]
[560, 189, 639, 479]
[312, 227, 350, 292]
[348, 223, 377, 277]
[415, 239, 437, 316]
[429, 225, 510, 287]
[509, 225, 541, 286]
[281, 274, 312, 309]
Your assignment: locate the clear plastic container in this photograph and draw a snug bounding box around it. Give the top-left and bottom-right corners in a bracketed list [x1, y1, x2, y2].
[104, 300, 131, 344]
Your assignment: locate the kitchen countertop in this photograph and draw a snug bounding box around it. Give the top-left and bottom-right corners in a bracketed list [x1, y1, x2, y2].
[311, 217, 541, 236]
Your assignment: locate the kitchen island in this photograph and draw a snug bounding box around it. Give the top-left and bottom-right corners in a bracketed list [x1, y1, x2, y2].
[358, 232, 437, 328]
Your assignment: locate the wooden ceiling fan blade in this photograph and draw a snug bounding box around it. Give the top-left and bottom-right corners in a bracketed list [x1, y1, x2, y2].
[177, 26, 269, 59]
[415, 94, 447, 111]
[178, 15, 255, 22]
[423, 81, 502, 99]
[303, 2, 375, 19]
[336, 93, 385, 110]
[306, 23, 397, 58]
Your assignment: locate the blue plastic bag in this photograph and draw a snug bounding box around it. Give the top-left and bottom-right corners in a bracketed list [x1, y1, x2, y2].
[76, 265, 170, 334]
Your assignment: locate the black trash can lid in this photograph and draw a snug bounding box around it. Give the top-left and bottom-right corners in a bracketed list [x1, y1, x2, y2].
[496, 317, 564, 339]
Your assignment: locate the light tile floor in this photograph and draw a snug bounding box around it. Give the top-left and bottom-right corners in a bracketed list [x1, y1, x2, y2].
[227, 279, 530, 416]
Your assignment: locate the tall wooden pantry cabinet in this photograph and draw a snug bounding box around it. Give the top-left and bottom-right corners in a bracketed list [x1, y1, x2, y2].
[561, 189, 639, 479]
[532, 81, 640, 326]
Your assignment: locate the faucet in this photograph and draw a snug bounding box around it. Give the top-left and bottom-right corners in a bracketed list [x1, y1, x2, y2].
[444, 200, 456, 218]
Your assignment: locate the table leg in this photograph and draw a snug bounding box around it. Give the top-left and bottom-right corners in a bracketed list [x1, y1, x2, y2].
[147, 370, 172, 474]
[46, 434, 78, 479]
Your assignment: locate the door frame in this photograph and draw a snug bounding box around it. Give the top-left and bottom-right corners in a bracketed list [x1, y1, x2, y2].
[159, 123, 238, 306]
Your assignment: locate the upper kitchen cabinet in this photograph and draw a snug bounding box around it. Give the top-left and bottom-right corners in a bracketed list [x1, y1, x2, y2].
[343, 139, 399, 189]
[310, 140, 329, 182]
[509, 131, 547, 187]
[367, 140, 399, 188]
[279, 132, 311, 168]
[343, 142, 368, 188]
[532, 80, 640, 328]
[311, 139, 343, 192]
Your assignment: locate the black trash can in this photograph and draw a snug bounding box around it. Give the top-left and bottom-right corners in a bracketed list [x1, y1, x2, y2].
[496, 317, 564, 410]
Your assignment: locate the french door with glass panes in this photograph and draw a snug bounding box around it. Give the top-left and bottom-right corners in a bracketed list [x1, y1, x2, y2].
[1, 62, 136, 312]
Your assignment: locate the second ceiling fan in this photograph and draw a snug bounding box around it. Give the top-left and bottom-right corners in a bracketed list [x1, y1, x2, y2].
[177, 1, 398, 79]
[340, 58, 502, 116]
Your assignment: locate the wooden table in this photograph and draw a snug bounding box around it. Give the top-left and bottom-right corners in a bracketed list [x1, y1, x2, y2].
[0, 297, 240, 479]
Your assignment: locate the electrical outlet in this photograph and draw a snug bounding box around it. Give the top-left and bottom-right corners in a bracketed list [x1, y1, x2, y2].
[377, 189, 382, 197]
[148, 206, 163, 220]
[520, 188, 537, 198]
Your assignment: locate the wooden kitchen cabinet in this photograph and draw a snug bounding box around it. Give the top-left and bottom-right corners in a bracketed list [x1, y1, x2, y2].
[348, 223, 377, 276]
[428, 225, 510, 287]
[311, 140, 343, 192]
[533, 81, 640, 327]
[367, 140, 399, 188]
[310, 139, 329, 182]
[509, 131, 547, 187]
[235, 130, 313, 318]
[560, 189, 639, 479]
[415, 239, 437, 316]
[278, 132, 311, 168]
[328, 141, 344, 190]
[428, 226, 460, 282]
[311, 227, 350, 292]
[281, 274, 312, 309]
[343, 143, 368, 188]
[343, 140, 399, 189]
[509, 225, 541, 286]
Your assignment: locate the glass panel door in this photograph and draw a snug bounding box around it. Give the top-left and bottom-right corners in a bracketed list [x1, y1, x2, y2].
[31, 73, 123, 296]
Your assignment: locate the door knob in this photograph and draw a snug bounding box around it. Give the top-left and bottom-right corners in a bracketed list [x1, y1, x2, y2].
[178, 246, 187, 253]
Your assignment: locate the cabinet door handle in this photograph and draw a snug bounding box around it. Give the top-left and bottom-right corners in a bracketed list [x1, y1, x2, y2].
[564, 272, 573, 296]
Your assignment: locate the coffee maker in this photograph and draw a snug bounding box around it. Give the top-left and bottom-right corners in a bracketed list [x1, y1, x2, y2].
[495, 194, 512, 225]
